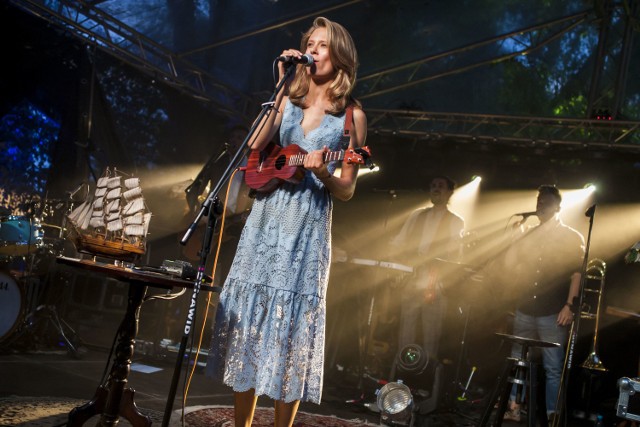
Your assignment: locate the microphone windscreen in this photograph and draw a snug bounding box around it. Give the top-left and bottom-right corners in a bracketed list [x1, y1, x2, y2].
[301, 53, 314, 65]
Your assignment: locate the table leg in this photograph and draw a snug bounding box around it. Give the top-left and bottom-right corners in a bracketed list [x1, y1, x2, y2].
[68, 281, 151, 427]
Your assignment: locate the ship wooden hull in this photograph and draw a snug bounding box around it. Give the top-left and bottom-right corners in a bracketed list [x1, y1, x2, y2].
[73, 232, 145, 262]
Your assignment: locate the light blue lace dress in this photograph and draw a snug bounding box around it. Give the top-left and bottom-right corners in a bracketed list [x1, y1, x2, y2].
[206, 99, 350, 404]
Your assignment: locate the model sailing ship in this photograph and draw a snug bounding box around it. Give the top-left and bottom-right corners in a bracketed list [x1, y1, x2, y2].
[67, 168, 152, 261]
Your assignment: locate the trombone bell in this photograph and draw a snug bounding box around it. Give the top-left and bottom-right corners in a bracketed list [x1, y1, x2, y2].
[581, 351, 607, 372]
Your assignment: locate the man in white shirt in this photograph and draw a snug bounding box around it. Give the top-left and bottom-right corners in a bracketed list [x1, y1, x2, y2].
[390, 175, 465, 362]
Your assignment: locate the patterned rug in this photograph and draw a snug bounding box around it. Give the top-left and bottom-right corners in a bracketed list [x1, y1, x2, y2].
[0, 396, 177, 427]
[180, 405, 376, 427]
[0, 397, 375, 426]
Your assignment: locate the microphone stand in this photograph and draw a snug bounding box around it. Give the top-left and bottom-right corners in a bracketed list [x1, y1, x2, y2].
[551, 204, 597, 427]
[161, 63, 297, 427]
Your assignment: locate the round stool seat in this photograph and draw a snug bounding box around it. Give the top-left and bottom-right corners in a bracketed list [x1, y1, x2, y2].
[496, 333, 560, 348]
[479, 333, 560, 426]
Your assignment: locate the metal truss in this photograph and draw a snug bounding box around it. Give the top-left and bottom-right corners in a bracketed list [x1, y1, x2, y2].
[179, 0, 365, 56]
[357, 10, 592, 100]
[366, 108, 640, 151]
[8, 0, 254, 121]
[9, 0, 640, 152]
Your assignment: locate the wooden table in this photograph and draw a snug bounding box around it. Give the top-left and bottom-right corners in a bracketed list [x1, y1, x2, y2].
[57, 256, 220, 427]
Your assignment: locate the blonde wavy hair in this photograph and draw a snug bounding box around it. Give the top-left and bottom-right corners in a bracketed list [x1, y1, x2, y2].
[288, 17, 360, 114]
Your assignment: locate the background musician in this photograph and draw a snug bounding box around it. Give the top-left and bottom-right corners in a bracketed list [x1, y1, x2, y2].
[502, 185, 584, 423]
[389, 175, 465, 364]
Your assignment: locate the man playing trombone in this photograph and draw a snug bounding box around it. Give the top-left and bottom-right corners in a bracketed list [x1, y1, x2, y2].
[502, 185, 585, 423]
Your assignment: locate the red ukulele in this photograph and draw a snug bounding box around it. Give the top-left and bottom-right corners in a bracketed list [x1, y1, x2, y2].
[244, 142, 372, 193]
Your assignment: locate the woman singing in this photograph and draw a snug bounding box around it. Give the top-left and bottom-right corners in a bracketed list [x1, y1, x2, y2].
[206, 16, 367, 427]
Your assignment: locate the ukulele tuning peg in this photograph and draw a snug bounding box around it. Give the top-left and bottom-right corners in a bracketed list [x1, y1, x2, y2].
[354, 146, 375, 170]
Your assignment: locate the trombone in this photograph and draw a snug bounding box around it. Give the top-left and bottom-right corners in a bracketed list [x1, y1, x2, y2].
[580, 258, 607, 372]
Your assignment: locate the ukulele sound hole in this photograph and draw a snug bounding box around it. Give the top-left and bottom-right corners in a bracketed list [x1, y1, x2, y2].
[275, 155, 287, 170]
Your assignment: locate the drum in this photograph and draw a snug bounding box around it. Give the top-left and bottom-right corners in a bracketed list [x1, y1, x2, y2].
[0, 216, 43, 256]
[0, 271, 24, 343]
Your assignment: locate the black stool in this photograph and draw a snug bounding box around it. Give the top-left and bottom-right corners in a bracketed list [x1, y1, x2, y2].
[479, 333, 560, 427]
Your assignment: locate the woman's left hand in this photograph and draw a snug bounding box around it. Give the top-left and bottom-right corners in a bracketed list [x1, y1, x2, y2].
[305, 146, 330, 178]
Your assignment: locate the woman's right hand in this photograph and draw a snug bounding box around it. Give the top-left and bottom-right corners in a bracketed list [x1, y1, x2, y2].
[278, 49, 305, 81]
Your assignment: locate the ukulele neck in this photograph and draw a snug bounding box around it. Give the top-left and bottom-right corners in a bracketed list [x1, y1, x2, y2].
[289, 150, 344, 167]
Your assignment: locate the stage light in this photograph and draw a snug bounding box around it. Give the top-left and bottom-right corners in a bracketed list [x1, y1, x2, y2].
[561, 186, 596, 209]
[358, 165, 380, 176]
[584, 183, 596, 192]
[396, 344, 429, 376]
[593, 109, 613, 120]
[450, 176, 482, 223]
[386, 344, 442, 417]
[376, 381, 414, 426]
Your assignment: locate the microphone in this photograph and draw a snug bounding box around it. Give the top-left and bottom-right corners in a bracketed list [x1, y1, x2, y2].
[515, 211, 538, 218]
[277, 53, 314, 66]
[585, 204, 596, 218]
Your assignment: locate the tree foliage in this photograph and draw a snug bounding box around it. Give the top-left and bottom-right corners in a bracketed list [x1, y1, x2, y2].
[0, 101, 59, 213]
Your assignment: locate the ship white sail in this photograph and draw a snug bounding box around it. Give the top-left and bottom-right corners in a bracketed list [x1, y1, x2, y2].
[142, 212, 152, 236]
[68, 201, 93, 231]
[66, 167, 152, 260]
[124, 224, 145, 236]
[106, 177, 121, 189]
[106, 211, 121, 223]
[106, 199, 120, 212]
[122, 178, 149, 238]
[68, 201, 90, 224]
[93, 198, 104, 209]
[125, 212, 144, 225]
[123, 198, 145, 216]
[89, 217, 105, 228]
[124, 178, 140, 189]
[96, 176, 109, 188]
[123, 187, 142, 200]
[107, 218, 123, 232]
[106, 188, 121, 200]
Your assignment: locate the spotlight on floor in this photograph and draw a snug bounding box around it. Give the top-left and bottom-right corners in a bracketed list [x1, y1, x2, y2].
[397, 344, 429, 376]
[386, 344, 443, 419]
[376, 381, 414, 426]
